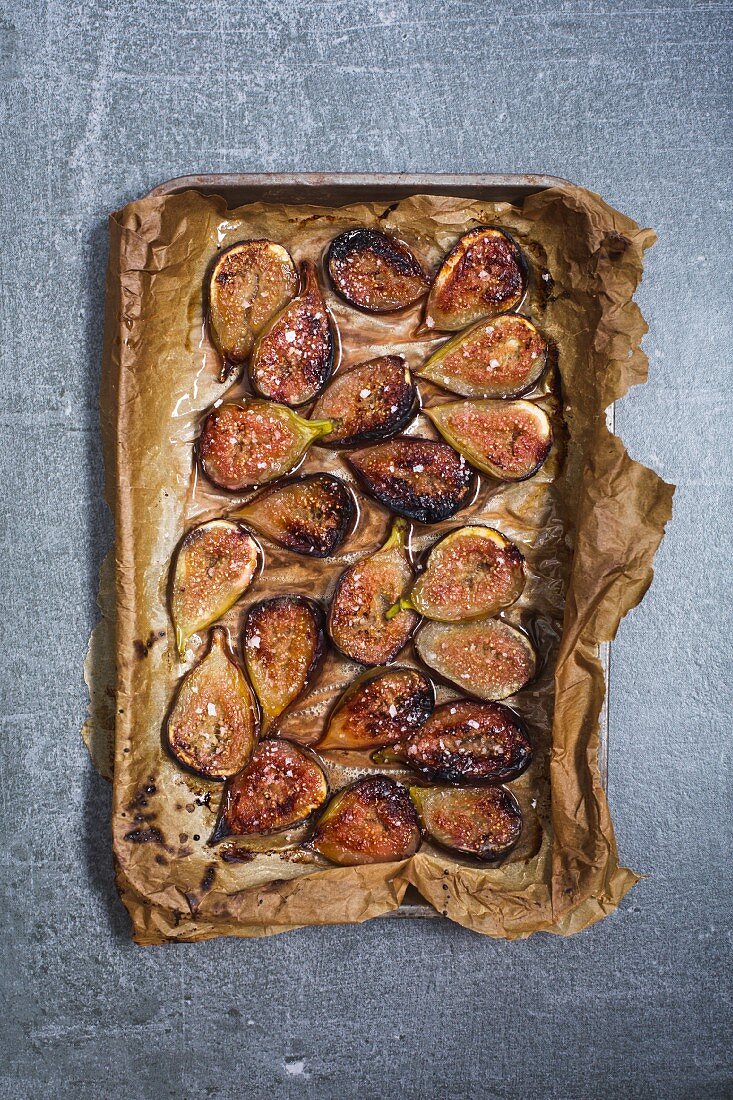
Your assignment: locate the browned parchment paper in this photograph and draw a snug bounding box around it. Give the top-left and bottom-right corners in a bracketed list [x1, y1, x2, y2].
[94, 184, 672, 943]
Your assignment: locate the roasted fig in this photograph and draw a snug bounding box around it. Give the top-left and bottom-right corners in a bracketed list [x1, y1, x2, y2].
[427, 400, 552, 482]
[326, 227, 429, 313]
[208, 240, 298, 370]
[348, 437, 474, 525]
[310, 356, 417, 447]
[170, 520, 260, 658]
[232, 474, 355, 557]
[243, 596, 325, 730]
[317, 666, 435, 751]
[198, 401, 333, 492]
[328, 519, 418, 666]
[310, 775, 421, 865]
[390, 526, 525, 622]
[166, 627, 258, 779]
[410, 785, 522, 861]
[417, 314, 547, 398]
[249, 261, 335, 406]
[425, 227, 527, 331]
[415, 619, 536, 701]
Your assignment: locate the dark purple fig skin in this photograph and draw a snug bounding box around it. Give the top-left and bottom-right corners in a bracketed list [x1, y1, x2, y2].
[326, 228, 429, 313]
[310, 775, 422, 865]
[410, 784, 523, 861]
[318, 666, 435, 750]
[232, 474, 356, 558]
[397, 700, 531, 783]
[311, 356, 418, 447]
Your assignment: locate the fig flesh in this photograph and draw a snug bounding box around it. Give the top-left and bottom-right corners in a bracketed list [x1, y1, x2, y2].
[326, 227, 429, 313]
[243, 596, 325, 730]
[415, 619, 536, 701]
[197, 401, 333, 492]
[411, 785, 522, 861]
[425, 227, 527, 331]
[249, 261, 335, 406]
[310, 356, 417, 447]
[232, 474, 356, 557]
[418, 314, 547, 398]
[166, 627, 258, 779]
[310, 775, 421, 865]
[427, 400, 552, 482]
[317, 666, 435, 751]
[328, 519, 418, 666]
[348, 437, 473, 525]
[170, 520, 260, 658]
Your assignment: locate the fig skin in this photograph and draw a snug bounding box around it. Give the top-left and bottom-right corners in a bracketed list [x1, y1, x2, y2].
[170, 520, 260, 658]
[208, 240, 299, 370]
[232, 474, 356, 558]
[328, 518, 418, 667]
[317, 666, 435, 751]
[426, 399, 552, 482]
[410, 784, 522, 861]
[310, 775, 422, 865]
[415, 619, 536, 701]
[347, 437, 474, 525]
[425, 227, 527, 331]
[166, 627, 258, 780]
[211, 739, 328, 841]
[243, 595, 325, 731]
[310, 356, 418, 447]
[397, 700, 531, 783]
[197, 400, 333, 492]
[249, 261, 336, 407]
[326, 227, 429, 313]
[418, 314, 547, 398]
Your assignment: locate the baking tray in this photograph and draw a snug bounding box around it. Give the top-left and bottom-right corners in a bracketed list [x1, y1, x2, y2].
[142, 173, 612, 918]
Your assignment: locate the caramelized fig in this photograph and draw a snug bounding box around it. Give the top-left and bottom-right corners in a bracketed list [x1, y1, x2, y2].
[415, 619, 536, 701]
[243, 596, 325, 730]
[310, 775, 421, 865]
[211, 739, 328, 840]
[427, 400, 552, 482]
[348, 437, 474, 524]
[170, 520, 260, 658]
[310, 356, 417, 447]
[326, 228, 429, 313]
[249, 261, 335, 406]
[208, 240, 298, 369]
[166, 627, 258, 779]
[318, 666, 435, 751]
[232, 474, 355, 557]
[390, 526, 525, 622]
[418, 314, 547, 398]
[425, 227, 527, 331]
[197, 401, 333, 492]
[410, 785, 522, 861]
[328, 519, 418, 666]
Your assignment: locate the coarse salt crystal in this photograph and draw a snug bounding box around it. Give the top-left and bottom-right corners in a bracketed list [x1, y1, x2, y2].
[360, 388, 371, 399]
[207, 702, 217, 716]
[285, 330, 297, 343]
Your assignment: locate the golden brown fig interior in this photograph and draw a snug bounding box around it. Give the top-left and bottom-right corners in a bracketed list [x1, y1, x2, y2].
[418, 314, 547, 398]
[243, 595, 325, 730]
[411, 785, 522, 861]
[427, 400, 552, 482]
[310, 356, 417, 447]
[425, 227, 527, 331]
[326, 228, 429, 313]
[415, 619, 536, 700]
[318, 666, 435, 751]
[348, 437, 474, 525]
[232, 474, 356, 557]
[310, 776, 421, 865]
[398, 700, 531, 783]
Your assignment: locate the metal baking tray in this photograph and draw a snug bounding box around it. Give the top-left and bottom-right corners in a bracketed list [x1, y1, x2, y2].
[144, 173, 611, 918]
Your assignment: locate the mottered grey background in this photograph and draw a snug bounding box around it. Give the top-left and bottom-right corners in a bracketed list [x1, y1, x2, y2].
[1, 1, 731, 1097]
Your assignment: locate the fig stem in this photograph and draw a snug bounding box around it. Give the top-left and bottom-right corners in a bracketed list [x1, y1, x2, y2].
[175, 626, 187, 660]
[381, 516, 409, 553]
[301, 415, 335, 441]
[371, 746, 402, 765]
[385, 596, 415, 620]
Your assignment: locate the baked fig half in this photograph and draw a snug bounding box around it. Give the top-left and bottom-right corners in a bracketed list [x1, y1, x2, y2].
[310, 356, 418, 447]
[425, 227, 527, 331]
[243, 595, 325, 731]
[170, 520, 260, 658]
[426, 400, 552, 482]
[328, 518, 418, 666]
[310, 775, 421, 865]
[417, 314, 547, 398]
[411, 784, 522, 861]
[211, 739, 328, 841]
[208, 240, 298, 370]
[389, 525, 525, 622]
[317, 666, 435, 751]
[166, 627, 258, 780]
[325, 227, 429, 313]
[415, 619, 536, 701]
[232, 474, 356, 558]
[249, 261, 335, 406]
[197, 401, 333, 492]
[348, 437, 474, 525]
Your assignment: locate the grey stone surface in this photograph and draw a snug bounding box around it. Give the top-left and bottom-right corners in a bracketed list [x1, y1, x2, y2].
[1, 0, 731, 1097]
